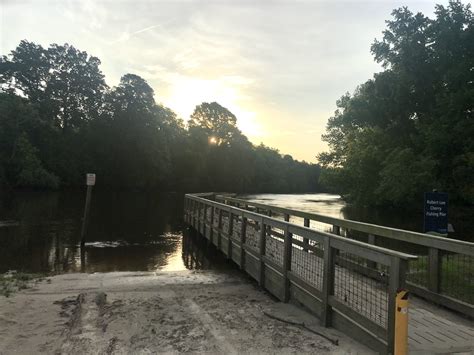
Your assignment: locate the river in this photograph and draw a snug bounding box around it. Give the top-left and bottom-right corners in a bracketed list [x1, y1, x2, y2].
[0, 190, 471, 273]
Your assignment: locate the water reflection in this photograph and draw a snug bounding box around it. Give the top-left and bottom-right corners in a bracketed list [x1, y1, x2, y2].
[0, 190, 188, 273]
[181, 229, 230, 270]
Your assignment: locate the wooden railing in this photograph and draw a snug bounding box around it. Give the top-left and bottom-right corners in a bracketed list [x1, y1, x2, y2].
[184, 193, 417, 354]
[215, 195, 474, 318]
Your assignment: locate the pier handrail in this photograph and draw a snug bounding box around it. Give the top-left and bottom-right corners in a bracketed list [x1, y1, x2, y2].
[184, 193, 418, 353]
[216, 195, 473, 255]
[194, 195, 417, 261]
[214, 194, 474, 317]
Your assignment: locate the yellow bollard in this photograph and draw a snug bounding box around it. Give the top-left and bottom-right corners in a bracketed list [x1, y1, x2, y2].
[394, 289, 409, 355]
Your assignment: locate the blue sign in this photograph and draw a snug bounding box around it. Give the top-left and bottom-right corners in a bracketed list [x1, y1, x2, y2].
[423, 192, 448, 235]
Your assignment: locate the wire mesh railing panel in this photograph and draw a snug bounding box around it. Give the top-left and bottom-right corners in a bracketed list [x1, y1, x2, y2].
[334, 252, 390, 329]
[231, 216, 242, 242]
[291, 246, 324, 291]
[265, 228, 284, 267]
[245, 220, 260, 252]
[440, 253, 474, 304]
[221, 214, 230, 235]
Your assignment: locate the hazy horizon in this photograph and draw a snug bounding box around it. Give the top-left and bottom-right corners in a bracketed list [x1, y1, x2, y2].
[1, 0, 453, 162]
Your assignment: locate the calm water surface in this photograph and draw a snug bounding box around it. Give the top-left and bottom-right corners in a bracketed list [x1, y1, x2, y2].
[0, 190, 230, 274]
[0, 191, 471, 273]
[242, 193, 472, 242]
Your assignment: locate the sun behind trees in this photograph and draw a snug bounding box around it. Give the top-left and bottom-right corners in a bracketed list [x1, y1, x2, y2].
[318, 1, 473, 207]
[0, 41, 321, 193]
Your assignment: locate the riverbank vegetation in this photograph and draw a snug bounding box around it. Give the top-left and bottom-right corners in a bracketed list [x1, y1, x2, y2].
[0, 49, 320, 193]
[318, 1, 473, 207]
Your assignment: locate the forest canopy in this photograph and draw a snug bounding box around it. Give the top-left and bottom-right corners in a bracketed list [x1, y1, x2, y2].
[0, 42, 321, 193]
[318, 1, 473, 207]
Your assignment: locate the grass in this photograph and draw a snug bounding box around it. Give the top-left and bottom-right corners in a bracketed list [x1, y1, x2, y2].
[0, 271, 48, 297]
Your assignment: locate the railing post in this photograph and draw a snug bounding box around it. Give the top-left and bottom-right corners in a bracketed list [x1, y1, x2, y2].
[267, 210, 272, 234]
[332, 225, 340, 257]
[259, 216, 266, 286]
[217, 208, 223, 250]
[240, 214, 247, 269]
[321, 236, 335, 327]
[197, 202, 202, 234]
[428, 247, 441, 293]
[184, 197, 188, 222]
[367, 234, 377, 269]
[227, 210, 233, 259]
[387, 256, 408, 355]
[209, 205, 215, 244]
[203, 204, 208, 238]
[283, 223, 292, 302]
[303, 218, 310, 251]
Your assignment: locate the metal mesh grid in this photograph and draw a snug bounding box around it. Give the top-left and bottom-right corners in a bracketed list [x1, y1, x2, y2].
[291, 245, 324, 291]
[245, 220, 260, 251]
[265, 228, 284, 266]
[231, 216, 242, 241]
[440, 253, 474, 304]
[334, 252, 389, 329]
[221, 214, 230, 235]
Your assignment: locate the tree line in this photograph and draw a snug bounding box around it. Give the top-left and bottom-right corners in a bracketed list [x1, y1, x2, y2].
[318, 1, 473, 207]
[0, 42, 321, 193]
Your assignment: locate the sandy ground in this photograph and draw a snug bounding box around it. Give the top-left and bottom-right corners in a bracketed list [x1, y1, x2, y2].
[0, 270, 373, 354]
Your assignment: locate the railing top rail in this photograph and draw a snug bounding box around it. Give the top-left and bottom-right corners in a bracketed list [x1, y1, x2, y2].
[214, 195, 474, 256]
[186, 194, 418, 261]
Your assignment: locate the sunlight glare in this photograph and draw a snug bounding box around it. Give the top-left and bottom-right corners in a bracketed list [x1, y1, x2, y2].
[164, 76, 262, 139]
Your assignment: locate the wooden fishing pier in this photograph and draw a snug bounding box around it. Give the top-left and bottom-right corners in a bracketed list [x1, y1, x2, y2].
[184, 193, 474, 354]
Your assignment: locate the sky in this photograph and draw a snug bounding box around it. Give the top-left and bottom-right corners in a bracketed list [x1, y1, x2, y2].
[0, 0, 454, 162]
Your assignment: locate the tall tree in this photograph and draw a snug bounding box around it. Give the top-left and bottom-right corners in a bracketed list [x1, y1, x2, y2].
[319, 1, 474, 206]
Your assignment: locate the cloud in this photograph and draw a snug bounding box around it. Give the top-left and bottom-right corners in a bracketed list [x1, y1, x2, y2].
[1, 0, 446, 162]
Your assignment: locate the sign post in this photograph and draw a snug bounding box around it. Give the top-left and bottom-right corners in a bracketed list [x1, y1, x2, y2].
[80, 173, 96, 246]
[423, 192, 448, 236]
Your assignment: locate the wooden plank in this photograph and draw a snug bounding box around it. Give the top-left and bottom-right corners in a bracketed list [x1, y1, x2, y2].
[264, 265, 285, 301]
[244, 252, 260, 281]
[227, 212, 233, 259]
[332, 310, 388, 354]
[387, 256, 403, 354]
[283, 224, 292, 302]
[303, 218, 310, 251]
[290, 281, 323, 317]
[240, 216, 247, 269]
[406, 282, 474, 318]
[209, 206, 215, 244]
[428, 247, 440, 293]
[259, 217, 266, 286]
[329, 296, 387, 340]
[262, 256, 284, 274]
[217, 208, 223, 250]
[321, 236, 335, 327]
[288, 271, 323, 299]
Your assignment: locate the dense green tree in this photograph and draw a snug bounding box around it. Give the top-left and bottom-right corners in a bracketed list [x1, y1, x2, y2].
[0, 41, 322, 193]
[188, 102, 245, 146]
[319, 0, 473, 206]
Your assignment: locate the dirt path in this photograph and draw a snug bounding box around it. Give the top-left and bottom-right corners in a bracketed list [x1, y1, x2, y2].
[0, 270, 371, 354]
